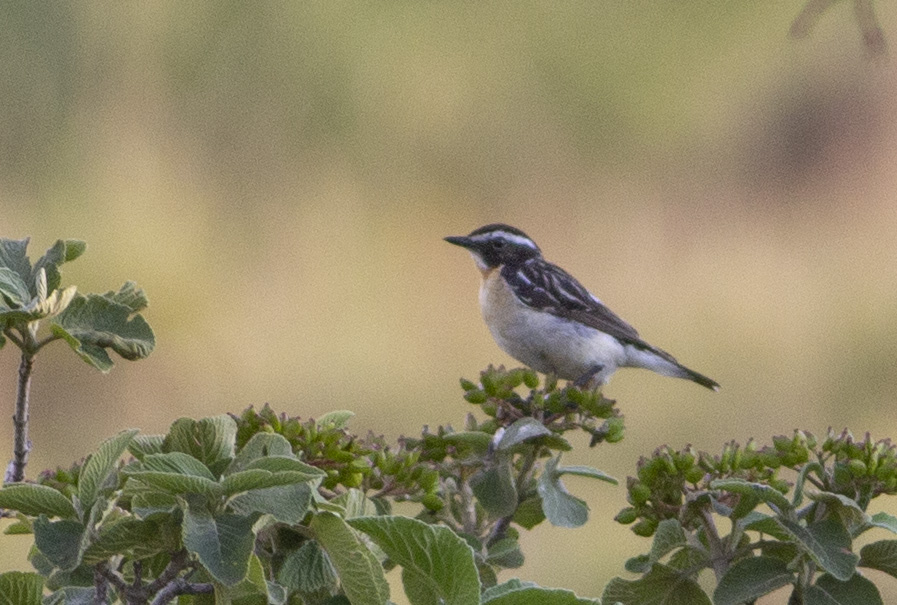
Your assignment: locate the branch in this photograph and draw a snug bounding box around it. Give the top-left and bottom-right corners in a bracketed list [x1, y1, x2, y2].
[5, 353, 35, 483]
[150, 579, 213, 605]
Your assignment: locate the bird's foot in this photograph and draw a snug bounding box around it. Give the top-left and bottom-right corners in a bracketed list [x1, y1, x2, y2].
[573, 365, 604, 389]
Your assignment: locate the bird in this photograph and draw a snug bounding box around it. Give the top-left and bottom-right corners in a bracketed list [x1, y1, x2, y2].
[445, 223, 719, 391]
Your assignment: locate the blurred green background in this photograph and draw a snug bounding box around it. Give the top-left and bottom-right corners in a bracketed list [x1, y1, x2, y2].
[2, 2, 897, 601]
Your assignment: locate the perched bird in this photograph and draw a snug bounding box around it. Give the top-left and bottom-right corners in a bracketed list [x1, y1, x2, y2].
[445, 223, 719, 391]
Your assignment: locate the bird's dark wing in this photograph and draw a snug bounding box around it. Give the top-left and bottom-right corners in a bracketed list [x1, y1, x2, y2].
[502, 258, 662, 351]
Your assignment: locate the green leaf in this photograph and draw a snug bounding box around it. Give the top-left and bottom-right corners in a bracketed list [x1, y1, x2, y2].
[124, 479, 179, 517]
[778, 518, 858, 581]
[231, 433, 294, 470]
[602, 564, 711, 605]
[221, 469, 309, 495]
[316, 410, 355, 430]
[713, 556, 794, 605]
[127, 434, 165, 461]
[82, 515, 177, 564]
[78, 429, 138, 513]
[497, 418, 552, 450]
[221, 554, 271, 605]
[140, 451, 217, 479]
[537, 456, 588, 528]
[649, 519, 687, 562]
[741, 512, 792, 541]
[482, 584, 599, 604]
[164, 416, 237, 471]
[482, 579, 538, 601]
[43, 587, 99, 605]
[228, 483, 313, 524]
[310, 512, 391, 605]
[32, 239, 83, 294]
[0, 571, 44, 605]
[126, 472, 221, 498]
[33, 517, 86, 572]
[806, 491, 867, 531]
[182, 496, 258, 587]
[62, 239, 86, 263]
[103, 280, 147, 313]
[554, 465, 618, 485]
[710, 478, 791, 511]
[243, 455, 326, 480]
[277, 540, 338, 594]
[0, 267, 30, 307]
[862, 512, 897, 536]
[486, 538, 524, 569]
[50, 291, 154, 372]
[330, 489, 378, 518]
[0, 484, 77, 519]
[805, 573, 883, 605]
[349, 515, 479, 605]
[470, 463, 517, 518]
[512, 496, 546, 530]
[441, 431, 493, 456]
[859, 539, 897, 579]
[0, 239, 32, 283]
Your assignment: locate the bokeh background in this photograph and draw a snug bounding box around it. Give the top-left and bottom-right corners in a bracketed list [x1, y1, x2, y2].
[2, 2, 897, 601]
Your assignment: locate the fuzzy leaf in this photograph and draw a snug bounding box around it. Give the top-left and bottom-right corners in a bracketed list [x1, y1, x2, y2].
[50, 290, 154, 372]
[537, 456, 588, 528]
[497, 418, 552, 450]
[713, 556, 793, 605]
[0, 484, 77, 519]
[0, 571, 44, 605]
[778, 518, 858, 581]
[310, 512, 391, 605]
[602, 563, 711, 605]
[33, 517, 86, 572]
[276, 540, 338, 594]
[78, 429, 138, 513]
[554, 465, 617, 485]
[349, 515, 479, 605]
[229, 483, 313, 524]
[805, 572, 883, 605]
[164, 416, 237, 471]
[711, 478, 791, 511]
[471, 463, 518, 518]
[859, 539, 897, 579]
[482, 585, 599, 605]
[182, 496, 257, 587]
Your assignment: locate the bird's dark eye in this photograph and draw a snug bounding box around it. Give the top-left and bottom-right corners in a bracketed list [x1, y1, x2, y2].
[492, 240, 506, 249]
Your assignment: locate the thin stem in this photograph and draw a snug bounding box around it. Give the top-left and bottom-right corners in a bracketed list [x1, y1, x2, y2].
[2, 328, 24, 349]
[5, 353, 35, 483]
[150, 579, 213, 605]
[700, 508, 729, 582]
[34, 333, 61, 351]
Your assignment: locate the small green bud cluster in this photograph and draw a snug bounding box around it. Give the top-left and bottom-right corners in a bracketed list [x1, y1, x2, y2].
[821, 428, 897, 503]
[231, 405, 436, 502]
[617, 434, 810, 536]
[37, 464, 83, 498]
[459, 365, 623, 445]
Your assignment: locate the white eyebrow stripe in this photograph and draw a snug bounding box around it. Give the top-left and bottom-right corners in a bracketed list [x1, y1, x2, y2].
[470, 231, 538, 249]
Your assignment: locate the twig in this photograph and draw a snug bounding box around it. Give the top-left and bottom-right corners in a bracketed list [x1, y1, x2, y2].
[149, 579, 213, 605]
[5, 353, 35, 483]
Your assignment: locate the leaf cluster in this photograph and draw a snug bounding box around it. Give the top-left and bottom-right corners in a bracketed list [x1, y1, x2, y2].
[607, 429, 897, 604]
[0, 367, 619, 604]
[0, 237, 154, 371]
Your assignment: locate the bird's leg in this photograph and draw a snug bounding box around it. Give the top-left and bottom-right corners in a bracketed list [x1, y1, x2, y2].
[573, 364, 604, 389]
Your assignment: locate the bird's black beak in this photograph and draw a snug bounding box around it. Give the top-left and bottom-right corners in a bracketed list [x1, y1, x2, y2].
[444, 235, 475, 249]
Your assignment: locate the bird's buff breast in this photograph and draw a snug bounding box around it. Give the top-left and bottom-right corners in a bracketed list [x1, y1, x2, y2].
[478, 270, 626, 381]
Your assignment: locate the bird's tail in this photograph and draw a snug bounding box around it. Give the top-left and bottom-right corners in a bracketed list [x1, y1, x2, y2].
[676, 364, 720, 392]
